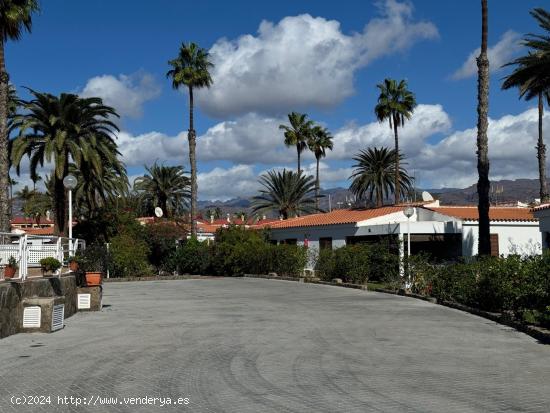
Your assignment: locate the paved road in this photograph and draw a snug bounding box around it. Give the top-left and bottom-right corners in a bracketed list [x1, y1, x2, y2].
[1, 278, 549, 413]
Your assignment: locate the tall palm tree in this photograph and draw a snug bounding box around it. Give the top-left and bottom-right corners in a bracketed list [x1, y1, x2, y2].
[11, 90, 120, 235]
[502, 9, 550, 203]
[134, 163, 190, 218]
[280, 112, 314, 174]
[308, 125, 333, 208]
[476, 0, 491, 255]
[0, 0, 39, 232]
[252, 169, 320, 219]
[167, 42, 214, 237]
[374, 78, 417, 204]
[349, 147, 413, 207]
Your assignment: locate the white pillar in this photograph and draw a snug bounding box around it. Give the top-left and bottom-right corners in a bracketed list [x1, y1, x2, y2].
[68, 189, 73, 256]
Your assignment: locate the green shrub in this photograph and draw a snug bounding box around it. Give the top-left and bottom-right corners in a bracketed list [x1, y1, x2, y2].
[145, 221, 187, 270]
[316, 248, 336, 281]
[168, 238, 211, 275]
[271, 245, 308, 277]
[315, 243, 399, 285]
[39, 257, 62, 272]
[110, 231, 151, 277]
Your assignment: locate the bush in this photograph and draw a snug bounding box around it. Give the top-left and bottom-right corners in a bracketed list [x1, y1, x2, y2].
[110, 231, 152, 277]
[315, 243, 399, 285]
[40, 257, 62, 272]
[167, 238, 211, 275]
[79, 244, 109, 273]
[271, 244, 308, 277]
[427, 253, 550, 327]
[145, 221, 187, 270]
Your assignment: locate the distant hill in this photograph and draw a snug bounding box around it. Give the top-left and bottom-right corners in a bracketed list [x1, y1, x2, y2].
[196, 178, 545, 217]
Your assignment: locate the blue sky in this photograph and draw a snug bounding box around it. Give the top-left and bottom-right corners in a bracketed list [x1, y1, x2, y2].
[7, 0, 549, 200]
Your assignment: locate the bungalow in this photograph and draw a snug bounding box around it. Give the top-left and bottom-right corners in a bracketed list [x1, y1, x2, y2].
[267, 201, 541, 260]
[532, 204, 550, 249]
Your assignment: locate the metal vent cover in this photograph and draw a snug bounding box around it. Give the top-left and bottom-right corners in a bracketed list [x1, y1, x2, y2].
[23, 306, 41, 328]
[51, 304, 64, 331]
[77, 294, 91, 309]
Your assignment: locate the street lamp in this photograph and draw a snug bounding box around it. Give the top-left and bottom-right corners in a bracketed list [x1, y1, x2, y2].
[403, 206, 414, 290]
[63, 174, 77, 256]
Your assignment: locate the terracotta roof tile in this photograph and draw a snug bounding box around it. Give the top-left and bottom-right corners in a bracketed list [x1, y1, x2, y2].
[266, 206, 408, 229]
[426, 206, 536, 222]
[24, 227, 55, 235]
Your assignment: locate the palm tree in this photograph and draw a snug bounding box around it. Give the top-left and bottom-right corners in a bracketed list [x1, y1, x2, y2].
[280, 112, 314, 174]
[11, 90, 120, 235]
[252, 169, 320, 219]
[502, 9, 550, 203]
[134, 163, 191, 218]
[349, 147, 413, 207]
[0, 0, 39, 232]
[71, 161, 128, 218]
[374, 78, 417, 204]
[476, 0, 491, 255]
[22, 190, 50, 226]
[167, 42, 214, 237]
[308, 125, 333, 208]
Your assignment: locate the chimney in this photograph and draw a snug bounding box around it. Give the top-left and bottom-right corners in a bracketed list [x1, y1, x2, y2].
[241, 214, 245, 222]
[262, 215, 266, 220]
[210, 215, 214, 224]
[226, 213, 231, 223]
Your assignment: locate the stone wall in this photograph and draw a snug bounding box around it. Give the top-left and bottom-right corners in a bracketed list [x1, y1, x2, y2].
[0, 275, 77, 339]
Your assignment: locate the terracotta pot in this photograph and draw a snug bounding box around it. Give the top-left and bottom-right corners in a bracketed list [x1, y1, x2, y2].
[85, 271, 102, 286]
[69, 261, 79, 272]
[4, 266, 16, 278]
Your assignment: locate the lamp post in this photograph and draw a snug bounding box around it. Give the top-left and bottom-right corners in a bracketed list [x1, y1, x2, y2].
[403, 206, 414, 289]
[63, 174, 77, 256]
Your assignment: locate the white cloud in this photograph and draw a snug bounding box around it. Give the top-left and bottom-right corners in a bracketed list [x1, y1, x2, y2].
[198, 0, 438, 117]
[80, 71, 161, 118]
[451, 30, 522, 80]
[116, 130, 187, 167]
[414, 108, 548, 188]
[115, 102, 549, 199]
[198, 165, 260, 201]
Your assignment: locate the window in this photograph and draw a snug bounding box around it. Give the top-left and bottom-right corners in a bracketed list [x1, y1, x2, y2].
[283, 239, 297, 245]
[490, 234, 499, 257]
[319, 237, 333, 250]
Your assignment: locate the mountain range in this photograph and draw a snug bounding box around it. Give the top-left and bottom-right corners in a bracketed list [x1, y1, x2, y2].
[198, 178, 544, 217]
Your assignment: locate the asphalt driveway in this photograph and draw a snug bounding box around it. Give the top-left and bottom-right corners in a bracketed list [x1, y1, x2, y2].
[0, 278, 549, 412]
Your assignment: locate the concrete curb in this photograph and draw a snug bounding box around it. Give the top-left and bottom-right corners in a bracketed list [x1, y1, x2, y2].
[243, 274, 550, 345]
[104, 275, 221, 282]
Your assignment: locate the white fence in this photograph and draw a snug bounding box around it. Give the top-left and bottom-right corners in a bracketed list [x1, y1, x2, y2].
[0, 233, 85, 282]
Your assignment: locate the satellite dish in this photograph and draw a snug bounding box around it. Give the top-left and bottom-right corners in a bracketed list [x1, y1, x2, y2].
[421, 191, 434, 202]
[154, 207, 164, 218]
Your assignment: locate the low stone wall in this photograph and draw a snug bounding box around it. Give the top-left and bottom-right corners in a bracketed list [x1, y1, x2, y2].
[0, 275, 77, 339]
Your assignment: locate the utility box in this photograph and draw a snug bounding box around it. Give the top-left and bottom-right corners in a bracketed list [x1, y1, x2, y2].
[21, 297, 65, 333]
[76, 286, 102, 311]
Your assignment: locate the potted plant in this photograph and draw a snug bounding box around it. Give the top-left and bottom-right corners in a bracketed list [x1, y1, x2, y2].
[68, 256, 81, 272]
[80, 247, 105, 287]
[4, 256, 18, 279]
[40, 257, 62, 276]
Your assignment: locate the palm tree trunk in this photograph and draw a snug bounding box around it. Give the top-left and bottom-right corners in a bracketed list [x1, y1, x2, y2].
[297, 145, 301, 175]
[537, 92, 549, 203]
[476, 0, 491, 256]
[0, 38, 10, 233]
[315, 156, 320, 209]
[188, 86, 198, 237]
[53, 176, 65, 235]
[393, 116, 400, 204]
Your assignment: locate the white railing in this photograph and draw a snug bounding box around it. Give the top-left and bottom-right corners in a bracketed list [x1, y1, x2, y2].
[0, 232, 84, 282]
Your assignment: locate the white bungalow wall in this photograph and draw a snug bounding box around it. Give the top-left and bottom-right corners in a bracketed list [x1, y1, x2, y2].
[461, 221, 541, 257]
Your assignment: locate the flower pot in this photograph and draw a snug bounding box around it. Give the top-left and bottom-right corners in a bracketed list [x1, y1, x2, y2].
[69, 261, 79, 272]
[85, 271, 102, 286]
[4, 266, 16, 278]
